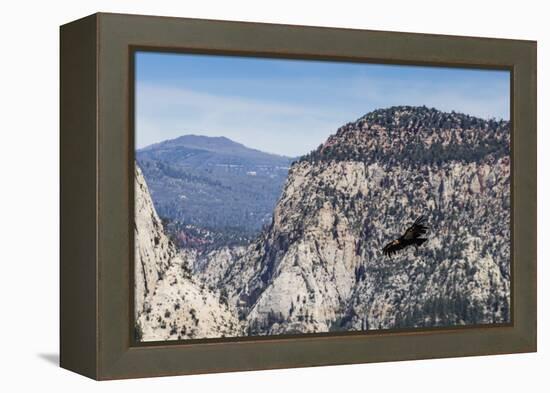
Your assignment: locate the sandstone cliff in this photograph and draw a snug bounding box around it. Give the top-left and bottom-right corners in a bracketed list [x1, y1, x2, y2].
[134, 166, 242, 341]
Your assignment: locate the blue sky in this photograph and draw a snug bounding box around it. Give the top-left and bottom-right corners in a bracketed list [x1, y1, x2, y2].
[136, 51, 510, 157]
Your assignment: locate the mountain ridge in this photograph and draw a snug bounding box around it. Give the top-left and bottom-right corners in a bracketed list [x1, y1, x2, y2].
[301, 106, 509, 166]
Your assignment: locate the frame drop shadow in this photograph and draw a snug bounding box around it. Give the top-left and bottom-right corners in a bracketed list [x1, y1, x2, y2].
[38, 353, 59, 366]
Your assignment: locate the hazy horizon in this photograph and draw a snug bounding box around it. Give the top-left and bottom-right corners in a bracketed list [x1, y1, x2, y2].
[136, 52, 510, 156]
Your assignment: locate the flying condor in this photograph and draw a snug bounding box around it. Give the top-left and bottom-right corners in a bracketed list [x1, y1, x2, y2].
[382, 216, 429, 257]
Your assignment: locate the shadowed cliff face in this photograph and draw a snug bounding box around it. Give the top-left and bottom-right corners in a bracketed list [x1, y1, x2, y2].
[137, 106, 511, 340]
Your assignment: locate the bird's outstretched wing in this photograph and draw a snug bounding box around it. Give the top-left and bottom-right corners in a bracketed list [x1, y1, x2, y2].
[402, 215, 428, 240]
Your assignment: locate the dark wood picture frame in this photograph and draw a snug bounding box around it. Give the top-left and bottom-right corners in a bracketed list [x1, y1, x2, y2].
[60, 12, 537, 380]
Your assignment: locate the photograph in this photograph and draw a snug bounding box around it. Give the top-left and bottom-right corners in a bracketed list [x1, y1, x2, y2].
[0, 0, 544, 386]
[133, 51, 511, 342]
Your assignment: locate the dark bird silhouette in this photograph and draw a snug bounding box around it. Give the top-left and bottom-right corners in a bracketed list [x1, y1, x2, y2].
[383, 216, 429, 257]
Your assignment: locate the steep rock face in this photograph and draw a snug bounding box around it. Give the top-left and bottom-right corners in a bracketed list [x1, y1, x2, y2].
[340, 158, 511, 331]
[134, 166, 242, 341]
[238, 161, 369, 334]
[134, 165, 173, 315]
[214, 106, 510, 335]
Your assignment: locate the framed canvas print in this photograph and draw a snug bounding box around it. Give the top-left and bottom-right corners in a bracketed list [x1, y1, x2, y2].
[60, 13, 537, 380]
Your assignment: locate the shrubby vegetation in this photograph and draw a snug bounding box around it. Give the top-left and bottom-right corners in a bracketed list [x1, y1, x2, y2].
[299, 106, 509, 166]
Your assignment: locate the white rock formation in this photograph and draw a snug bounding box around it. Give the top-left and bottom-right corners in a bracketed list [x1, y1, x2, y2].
[134, 165, 242, 341]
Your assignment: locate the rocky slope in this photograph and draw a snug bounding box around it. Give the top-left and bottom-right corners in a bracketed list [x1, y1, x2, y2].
[198, 106, 511, 336]
[134, 165, 242, 341]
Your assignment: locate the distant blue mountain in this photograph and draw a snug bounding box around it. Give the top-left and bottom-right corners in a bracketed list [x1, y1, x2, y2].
[141, 135, 288, 163]
[137, 135, 294, 249]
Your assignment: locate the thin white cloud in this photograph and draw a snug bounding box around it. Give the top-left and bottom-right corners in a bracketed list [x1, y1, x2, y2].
[136, 83, 347, 156]
[136, 73, 509, 157]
